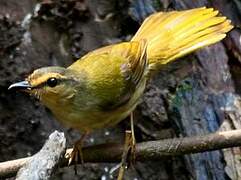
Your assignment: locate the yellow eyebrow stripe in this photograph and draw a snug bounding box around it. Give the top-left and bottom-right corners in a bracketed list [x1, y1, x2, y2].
[28, 73, 66, 87]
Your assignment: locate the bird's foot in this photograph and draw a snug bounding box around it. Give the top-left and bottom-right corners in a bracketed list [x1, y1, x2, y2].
[67, 141, 84, 165]
[117, 130, 131, 180]
[65, 141, 84, 174]
[65, 133, 88, 174]
[117, 112, 136, 180]
[117, 129, 136, 180]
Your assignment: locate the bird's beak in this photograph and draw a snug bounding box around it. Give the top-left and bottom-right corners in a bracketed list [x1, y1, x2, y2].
[8, 81, 32, 91]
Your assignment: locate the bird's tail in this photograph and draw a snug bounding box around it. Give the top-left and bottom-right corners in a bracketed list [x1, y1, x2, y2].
[131, 7, 233, 70]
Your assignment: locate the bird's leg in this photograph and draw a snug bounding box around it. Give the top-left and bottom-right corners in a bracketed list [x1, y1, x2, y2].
[117, 130, 132, 180]
[65, 132, 88, 173]
[130, 112, 136, 164]
[117, 112, 136, 179]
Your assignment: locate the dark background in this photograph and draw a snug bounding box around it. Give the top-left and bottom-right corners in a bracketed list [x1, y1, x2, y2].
[0, 0, 241, 179]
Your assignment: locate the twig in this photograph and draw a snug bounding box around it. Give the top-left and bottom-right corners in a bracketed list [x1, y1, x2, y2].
[1, 129, 241, 179]
[0, 157, 31, 178]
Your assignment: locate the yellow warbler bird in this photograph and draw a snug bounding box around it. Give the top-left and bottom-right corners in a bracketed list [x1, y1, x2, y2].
[9, 7, 232, 160]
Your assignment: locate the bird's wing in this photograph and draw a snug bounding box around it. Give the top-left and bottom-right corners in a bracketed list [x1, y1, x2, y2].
[109, 39, 148, 89]
[68, 40, 148, 110]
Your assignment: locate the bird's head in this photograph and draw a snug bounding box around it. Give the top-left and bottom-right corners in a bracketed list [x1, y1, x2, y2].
[8, 66, 80, 108]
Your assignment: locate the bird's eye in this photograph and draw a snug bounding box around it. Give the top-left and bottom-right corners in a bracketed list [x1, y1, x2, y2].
[47, 77, 58, 87]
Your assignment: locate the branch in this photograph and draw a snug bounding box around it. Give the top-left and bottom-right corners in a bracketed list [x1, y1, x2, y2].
[1, 129, 241, 179]
[16, 131, 66, 180]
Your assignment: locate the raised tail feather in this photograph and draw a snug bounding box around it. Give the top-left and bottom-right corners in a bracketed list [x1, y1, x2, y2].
[131, 7, 233, 70]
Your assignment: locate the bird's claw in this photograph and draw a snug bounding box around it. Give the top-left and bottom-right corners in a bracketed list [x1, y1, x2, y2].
[65, 139, 85, 174]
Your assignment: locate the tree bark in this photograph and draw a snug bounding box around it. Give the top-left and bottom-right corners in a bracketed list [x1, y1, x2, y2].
[16, 131, 66, 180]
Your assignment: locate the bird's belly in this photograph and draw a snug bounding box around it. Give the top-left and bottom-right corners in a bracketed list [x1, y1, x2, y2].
[53, 79, 146, 132]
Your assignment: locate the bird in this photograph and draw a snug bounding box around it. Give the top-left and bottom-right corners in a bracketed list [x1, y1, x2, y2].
[9, 7, 233, 165]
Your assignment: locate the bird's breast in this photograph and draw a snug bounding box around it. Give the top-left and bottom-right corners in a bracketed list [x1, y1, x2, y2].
[49, 78, 146, 132]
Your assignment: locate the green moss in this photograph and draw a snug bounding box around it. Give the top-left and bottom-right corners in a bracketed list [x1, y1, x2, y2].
[171, 80, 193, 107]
